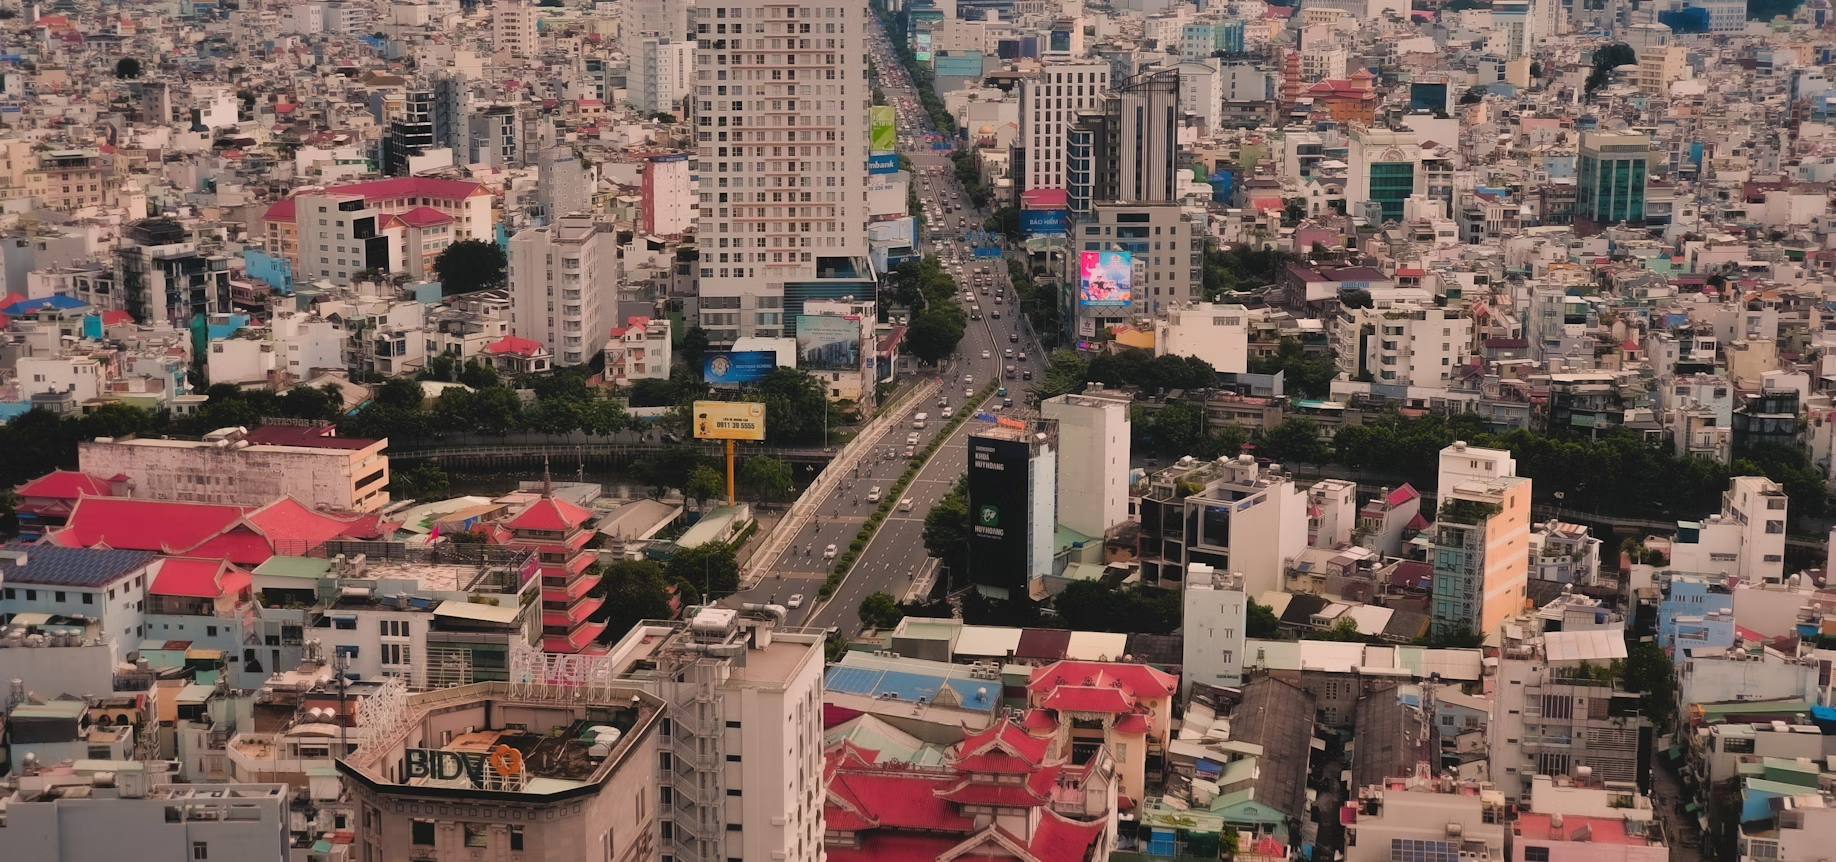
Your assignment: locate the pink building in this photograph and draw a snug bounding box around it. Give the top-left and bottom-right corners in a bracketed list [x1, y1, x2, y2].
[1513, 813, 1667, 862]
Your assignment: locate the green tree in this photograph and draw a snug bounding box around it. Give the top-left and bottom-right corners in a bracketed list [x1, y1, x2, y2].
[984, 205, 1020, 241]
[593, 560, 680, 643]
[1029, 349, 1088, 403]
[375, 377, 426, 409]
[1247, 598, 1281, 638]
[1256, 417, 1328, 464]
[115, 57, 141, 79]
[858, 592, 905, 630]
[422, 353, 458, 382]
[686, 464, 726, 510]
[1052, 581, 1182, 633]
[1304, 616, 1378, 642]
[1585, 43, 1637, 96]
[739, 456, 794, 503]
[905, 310, 966, 365]
[457, 358, 500, 389]
[921, 481, 972, 585]
[667, 542, 741, 598]
[1621, 640, 1676, 730]
[744, 367, 839, 445]
[433, 239, 508, 296]
[679, 326, 712, 372]
[388, 462, 450, 501]
[1246, 337, 1338, 398]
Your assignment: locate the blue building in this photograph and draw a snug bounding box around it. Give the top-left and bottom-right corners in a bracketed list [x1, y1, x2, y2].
[1657, 573, 1735, 654]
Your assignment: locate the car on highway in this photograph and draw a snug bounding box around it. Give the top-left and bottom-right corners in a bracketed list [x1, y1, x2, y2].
[823, 543, 837, 559]
[1005, 348, 1013, 358]
[963, 374, 973, 383]
[787, 594, 805, 609]
[941, 407, 954, 418]
[1023, 370, 1034, 381]
[1018, 352, 1027, 362]
[1009, 332, 1019, 342]
[997, 388, 1007, 397]
[868, 487, 882, 503]
[981, 350, 990, 359]
[938, 396, 949, 408]
[991, 310, 1001, 319]
[906, 432, 920, 446]
[904, 446, 916, 457]
[1003, 398, 1014, 408]
[964, 387, 974, 398]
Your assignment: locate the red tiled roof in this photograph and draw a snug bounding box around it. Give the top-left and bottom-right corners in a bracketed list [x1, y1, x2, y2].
[1114, 712, 1152, 734]
[241, 424, 381, 450]
[262, 177, 488, 222]
[505, 496, 593, 531]
[829, 770, 978, 832]
[150, 558, 247, 598]
[245, 497, 383, 549]
[16, 470, 116, 500]
[953, 718, 1051, 772]
[825, 834, 966, 862]
[934, 777, 1050, 807]
[487, 335, 545, 356]
[1028, 810, 1108, 861]
[396, 206, 455, 228]
[53, 497, 246, 555]
[1385, 484, 1419, 506]
[1041, 685, 1135, 713]
[100, 309, 133, 325]
[1026, 660, 1177, 698]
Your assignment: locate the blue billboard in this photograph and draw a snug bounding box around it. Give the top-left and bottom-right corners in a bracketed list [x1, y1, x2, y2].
[704, 350, 777, 384]
[868, 153, 899, 174]
[1020, 208, 1069, 236]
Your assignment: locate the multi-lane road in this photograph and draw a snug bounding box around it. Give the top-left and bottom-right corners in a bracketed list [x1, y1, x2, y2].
[728, 16, 1046, 636]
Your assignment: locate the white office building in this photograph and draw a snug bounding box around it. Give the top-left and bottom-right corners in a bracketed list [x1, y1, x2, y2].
[1041, 388, 1133, 539]
[1, 774, 289, 862]
[1437, 441, 1517, 502]
[1018, 59, 1110, 193]
[492, 0, 539, 58]
[576, 605, 828, 862]
[692, 1, 874, 347]
[1156, 301, 1249, 374]
[509, 217, 619, 367]
[634, 37, 694, 116]
[1181, 564, 1248, 694]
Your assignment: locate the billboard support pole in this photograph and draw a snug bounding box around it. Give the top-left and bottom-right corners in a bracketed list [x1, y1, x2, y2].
[725, 439, 737, 507]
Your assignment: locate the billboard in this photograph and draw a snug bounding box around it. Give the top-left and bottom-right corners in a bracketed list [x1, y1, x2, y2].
[796, 314, 862, 372]
[1077, 251, 1134, 307]
[1020, 208, 1069, 236]
[693, 401, 767, 441]
[867, 152, 899, 174]
[703, 350, 776, 384]
[967, 434, 1032, 593]
[871, 106, 897, 153]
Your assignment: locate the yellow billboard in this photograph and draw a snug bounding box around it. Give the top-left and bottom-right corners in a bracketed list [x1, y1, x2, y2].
[693, 401, 767, 441]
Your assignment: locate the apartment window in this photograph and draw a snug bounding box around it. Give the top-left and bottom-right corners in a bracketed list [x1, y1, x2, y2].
[1524, 849, 1549, 862]
[412, 820, 436, 845]
[192, 843, 209, 860]
[511, 827, 524, 851]
[54, 591, 65, 603]
[82, 593, 93, 604]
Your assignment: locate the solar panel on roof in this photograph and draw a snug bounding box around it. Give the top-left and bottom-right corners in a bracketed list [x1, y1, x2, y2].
[0, 544, 156, 587]
[1392, 839, 1458, 862]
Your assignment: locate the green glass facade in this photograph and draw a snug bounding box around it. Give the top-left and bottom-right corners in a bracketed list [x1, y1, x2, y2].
[1577, 152, 1648, 225]
[1369, 162, 1416, 222]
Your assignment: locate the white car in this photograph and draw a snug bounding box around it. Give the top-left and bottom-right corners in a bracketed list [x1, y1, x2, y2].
[868, 487, 882, 503]
[941, 407, 954, 418]
[981, 350, 991, 359]
[963, 374, 974, 384]
[788, 594, 805, 609]
[823, 544, 837, 559]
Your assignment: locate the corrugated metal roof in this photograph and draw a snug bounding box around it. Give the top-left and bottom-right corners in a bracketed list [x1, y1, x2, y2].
[1544, 629, 1628, 663]
[432, 600, 522, 624]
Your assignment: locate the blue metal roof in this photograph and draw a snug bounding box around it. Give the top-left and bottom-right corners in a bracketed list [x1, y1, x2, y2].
[0, 544, 157, 587]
